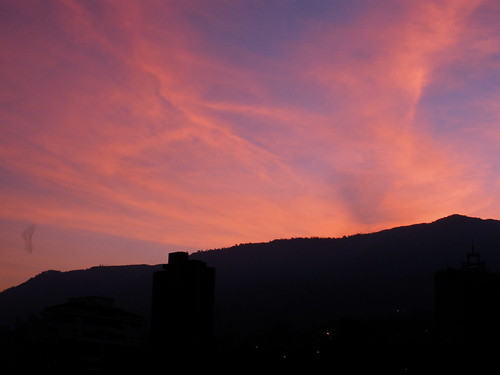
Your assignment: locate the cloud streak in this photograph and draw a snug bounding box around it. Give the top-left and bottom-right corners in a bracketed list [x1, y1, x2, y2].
[21, 224, 35, 253]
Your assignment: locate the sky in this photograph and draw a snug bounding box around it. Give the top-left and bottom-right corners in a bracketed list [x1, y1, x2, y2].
[0, 0, 499, 291]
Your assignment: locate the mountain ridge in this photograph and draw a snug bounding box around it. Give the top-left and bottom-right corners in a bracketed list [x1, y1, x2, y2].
[2, 214, 500, 337]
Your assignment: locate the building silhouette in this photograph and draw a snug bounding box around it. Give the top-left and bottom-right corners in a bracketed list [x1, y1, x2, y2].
[151, 252, 215, 360]
[38, 296, 145, 373]
[435, 249, 500, 368]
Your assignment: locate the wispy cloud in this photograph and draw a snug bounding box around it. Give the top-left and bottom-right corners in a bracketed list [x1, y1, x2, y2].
[0, 0, 498, 289]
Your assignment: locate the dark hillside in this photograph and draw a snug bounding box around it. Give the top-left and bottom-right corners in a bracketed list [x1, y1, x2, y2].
[191, 214, 500, 334]
[2, 214, 500, 339]
[0, 265, 161, 327]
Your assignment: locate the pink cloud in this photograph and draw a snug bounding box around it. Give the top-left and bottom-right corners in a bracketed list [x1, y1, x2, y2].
[271, 0, 494, 227]
[0, 0, 498, 289]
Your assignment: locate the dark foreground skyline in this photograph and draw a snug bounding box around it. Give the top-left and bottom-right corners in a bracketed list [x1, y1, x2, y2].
[2, 248, 500, 373]
[2, 215, 500, 372]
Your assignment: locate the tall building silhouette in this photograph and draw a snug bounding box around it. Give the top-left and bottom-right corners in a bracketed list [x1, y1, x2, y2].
[151, 252, 215, 358]
[435, 248, 500, 367]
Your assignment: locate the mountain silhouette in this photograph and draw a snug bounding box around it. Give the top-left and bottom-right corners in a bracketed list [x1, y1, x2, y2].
[2, 214, 500, 341]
